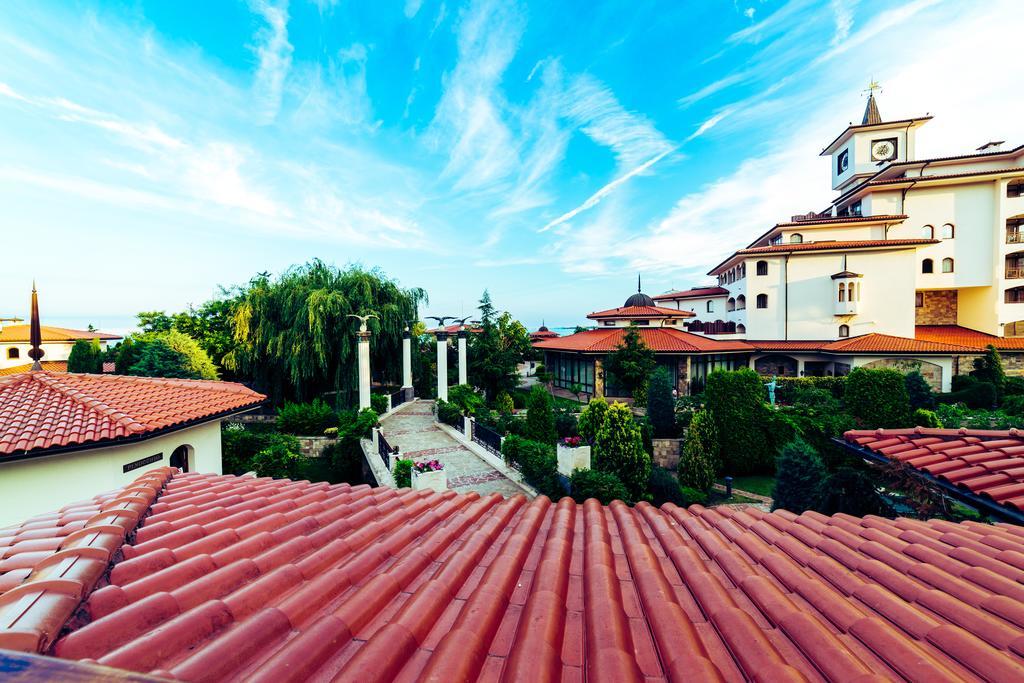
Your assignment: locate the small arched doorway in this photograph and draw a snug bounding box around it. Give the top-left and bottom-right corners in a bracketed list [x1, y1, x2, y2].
[170, 445, 193, 473]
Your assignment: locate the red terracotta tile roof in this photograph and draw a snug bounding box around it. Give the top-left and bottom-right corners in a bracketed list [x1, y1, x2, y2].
[534, 327, 751, 353]
[821, 333, 976, 354]
[652, 286, 729, 301]
[0, 324, 120, 343]
[747, 340, 829, 351]
[773, 213, 908, 228]
[426, 324, 482, 335]
[916, 325, 1024, 351]
[586, 305, 695, 320]
[845, 428, 1024, 515]
[0, 361, 68, 376]
[0, 373, 264, 457]
[4, 469, 1024, 680]
[739, 239, 937, 255]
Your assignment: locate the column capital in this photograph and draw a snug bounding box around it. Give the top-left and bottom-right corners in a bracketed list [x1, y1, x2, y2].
[435, 331, 449, 341]
[357, 330, 372, 341]
[457, 329, 469, 339]
[403, 329, 411, 339]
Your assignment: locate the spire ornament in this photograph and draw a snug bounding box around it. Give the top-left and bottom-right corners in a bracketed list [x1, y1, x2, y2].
[861, 80, 882, 125]
[28, 282, 44, 370]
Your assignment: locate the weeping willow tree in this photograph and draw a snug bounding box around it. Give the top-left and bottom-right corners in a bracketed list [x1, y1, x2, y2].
[225, 260, 427, 406]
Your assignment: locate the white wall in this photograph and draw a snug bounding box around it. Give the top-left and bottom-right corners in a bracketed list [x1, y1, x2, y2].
[0, 420, 222, 527]
[0, 340, 113, 370]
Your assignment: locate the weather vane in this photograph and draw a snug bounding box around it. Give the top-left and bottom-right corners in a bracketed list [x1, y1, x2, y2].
[863, 79, 882, 96]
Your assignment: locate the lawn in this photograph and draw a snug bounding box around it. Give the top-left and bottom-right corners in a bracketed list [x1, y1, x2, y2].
[720, 475, 775, 497]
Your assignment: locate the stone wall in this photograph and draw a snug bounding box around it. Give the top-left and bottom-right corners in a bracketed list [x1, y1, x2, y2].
[297, 436, 336, 459]
[915, 290, 957, 325]
[228, 414, 276, 425]
[651, 438, 682, 469]
[862, 357, 943, 390]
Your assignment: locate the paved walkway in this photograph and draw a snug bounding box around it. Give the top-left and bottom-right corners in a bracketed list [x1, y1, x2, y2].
[381, 401, 527, 498]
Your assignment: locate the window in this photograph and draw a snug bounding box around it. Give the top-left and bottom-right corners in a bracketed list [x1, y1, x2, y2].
[736, 324, 746, 334]
[790, 233, 803, 244]
[1009, 180, 1024, 198]
[837, 149, 849, 174]
[756, 260, 768, 276]
[602, 320, 615, 326]
[848, 282, 856, 300]
[1008, 217, 1024, 244]
[850, 201, 862, 217]
[942, 257, 954, 273]
[727, 298, 736, 312]
[838, 283, 846, 302]
[921, 225, 934, 239]
[941, 223, 954, 239]
[736, 295, 746, 310]
[838, 324, 850, 338]
[6, 348, 18, 359]
[756, 294, 768, 309]
[1007, 321, 1024, 337]
[916, 292, 924, 307]
[922, 258, 934, 274]
[706, 300, 714, 313]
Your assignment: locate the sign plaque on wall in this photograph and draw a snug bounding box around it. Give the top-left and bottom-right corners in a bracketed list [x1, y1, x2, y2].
[123, 453, 163, 474]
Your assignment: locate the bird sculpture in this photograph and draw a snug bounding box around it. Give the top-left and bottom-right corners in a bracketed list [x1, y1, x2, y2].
[346, 313, 379, 333]
[425, 315, 455, 329]
[452, 316, 473, 329]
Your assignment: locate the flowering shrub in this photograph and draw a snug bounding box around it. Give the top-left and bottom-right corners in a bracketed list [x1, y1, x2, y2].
[413, 459, 444, 473]
[561, 436, 583, 448]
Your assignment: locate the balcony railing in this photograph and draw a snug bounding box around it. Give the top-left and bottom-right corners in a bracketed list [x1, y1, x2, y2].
[1007, 232, 1024, 244]
[1006, 267, 1024, 279]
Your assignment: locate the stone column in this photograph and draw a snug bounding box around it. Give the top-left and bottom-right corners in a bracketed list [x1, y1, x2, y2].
[402, 329, 413, 395]
[357, 329, 371, 410]
[435, 331, 449, 401]
[457, 329, 468, 386]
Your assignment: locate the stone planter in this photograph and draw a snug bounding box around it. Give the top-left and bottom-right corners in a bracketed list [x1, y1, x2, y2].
[412, 467, 447, 493]
[557, 444, 591, 477]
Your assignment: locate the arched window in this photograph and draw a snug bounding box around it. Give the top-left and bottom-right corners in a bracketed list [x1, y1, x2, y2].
[942, 257, 954, 273]
[1009, 179, 1024, 198]
[941, 223, 954, 239]
[848, 282, 856, 300]
[921, 225, 934, 239]
[838, 282, 846, 302]
[706, 300, 714, 313]
[838, 324, 850, 338]
[736, 295, 746, 310]
[756, 260, 768, 276]
[736, 324, 746, 334]
[727, 298, 736, 312]
[6, 348, 18, 359]
[922, 258, 934, 273]
[790, 233, 803, 244]
[756, 293, 768, 309]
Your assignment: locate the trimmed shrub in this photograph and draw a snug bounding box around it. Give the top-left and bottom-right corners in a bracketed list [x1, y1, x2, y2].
[501, 435, 561, 498]
[937, 381, 997, 410]
[820, 466, 890, 517]
[276, 399, 338, 435]
[370, 393, 390, 415]
[648, 466, 685, 507]
[1004, 376, 1024, 397]
[495, 391, 515, 415]
[252, 441, 307, 479]
[393, 459, 413, 488]
[678, 410, 718, 492]
[1002, 395, 1024, 418]
[222, 427, 301, 476]
[593, 402, 651, 499]
[912, 408, 941, 427]
[646, 367, 677, 438]
[970, 345, 1005, 397]
[784, 408, 855, 470]
[771, 439, 826, 514]
[904, 371, 935, 410]
[791, 386, 840, 412]
[844, 368, 912, 428]
[449, 384, 487, 416]
[577, 396, 609, 444]
[766, 376, 846, 404]
[570, 469, 630, 505]
[554, 409, 578, 439]
[525, 385, 557, 444]
[951, 374, 978, 392]
[705, 369, 773, 475]
[434, 399, 463, 427]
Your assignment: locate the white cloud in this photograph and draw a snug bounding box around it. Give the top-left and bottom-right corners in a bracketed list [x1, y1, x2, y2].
[404, 0, 423, 19]
[249, 0, 294, 123]
[829, 0, 857, 47]
[677, 71, 750, 109]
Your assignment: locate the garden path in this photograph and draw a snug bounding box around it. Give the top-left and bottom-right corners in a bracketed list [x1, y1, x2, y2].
[380, 401, 527, 498]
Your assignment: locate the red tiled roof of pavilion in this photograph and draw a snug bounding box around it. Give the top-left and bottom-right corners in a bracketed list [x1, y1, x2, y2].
[844, 428, 1024, 515]
[533, 327, 751, 353]
[916, 325, 1024, 351]
[3, 468, 1024, 680]
[651, 286, 729, 301]
[426, 324, 482, 335]
[0, 372, 264, 457]
[585, 305, 695, 320]
[820, 332, 977, 354]
[0, 324, 120, 343]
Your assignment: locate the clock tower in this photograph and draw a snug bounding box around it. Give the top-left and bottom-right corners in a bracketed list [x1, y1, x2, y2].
[820, 84, 932, 193]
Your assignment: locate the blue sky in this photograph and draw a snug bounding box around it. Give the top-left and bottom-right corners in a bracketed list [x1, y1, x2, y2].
[0, 0, 1021, 334]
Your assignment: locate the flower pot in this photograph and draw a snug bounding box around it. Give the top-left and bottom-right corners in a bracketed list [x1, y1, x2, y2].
[412, 467, 447, 493]
[557, 444, 591, 477]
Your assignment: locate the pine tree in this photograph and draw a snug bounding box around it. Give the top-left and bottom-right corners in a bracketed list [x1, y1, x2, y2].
[593, 402, 651, 499]
[646, 366, 676, 438]
[603, 327, 655, 404]
[525, 385, 557, 444]
[679, 409, 718, 491]
[771, 439, 827, 513]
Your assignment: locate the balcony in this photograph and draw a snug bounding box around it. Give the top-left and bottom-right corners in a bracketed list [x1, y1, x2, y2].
[835, 299, 859, 315]
[1007, 232, 1024, 244]
[1006, 267, 1024, 280]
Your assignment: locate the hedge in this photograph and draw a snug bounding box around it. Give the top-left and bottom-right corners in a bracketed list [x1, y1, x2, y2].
[937, 381, 997, 410]
[501, 435, 562, 498]
[570, 469, 630, 505]
[844, 367, 912, 428]
[276, 399, 338, 435]
[706, 369, 774, 475]
[762, 375, 845, 404]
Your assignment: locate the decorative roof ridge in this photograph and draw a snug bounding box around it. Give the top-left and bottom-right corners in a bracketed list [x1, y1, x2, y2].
[29, 373, 148, 434]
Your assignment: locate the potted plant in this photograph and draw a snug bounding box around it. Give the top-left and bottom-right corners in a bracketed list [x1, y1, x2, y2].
[411, 459, 447, 492]
[557, 436, 591, 477]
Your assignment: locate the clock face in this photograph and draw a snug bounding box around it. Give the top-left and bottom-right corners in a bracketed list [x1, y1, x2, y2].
[871, 138, 897, 161]
[837, 149, 849, 174]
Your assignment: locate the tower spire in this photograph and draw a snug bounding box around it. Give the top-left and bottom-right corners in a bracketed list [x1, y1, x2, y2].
[862, 79, 882, 125]
[28, 282, 44, 371]
[637, 273, 642, 293]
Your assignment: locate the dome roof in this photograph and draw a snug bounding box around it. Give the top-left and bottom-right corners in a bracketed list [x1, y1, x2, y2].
[538, 324, 549, 332]
[623, 291, 656, 307]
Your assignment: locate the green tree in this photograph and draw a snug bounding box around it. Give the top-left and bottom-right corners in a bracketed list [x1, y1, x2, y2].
[525, 385, 557, 444]
[771, 439, 827, 513]
[603, 327, 656, 404]
[705, 369, 773, 475]
[67, 338, 103, 373]
[136, 311, 175, 333]
[129, 339, 196, 379]
[593, 402, 651, 499]
[161, 330, 219, 380]
[577, 396, 609, 443]
[678, 409, 718, 491]
[496, 391, 514, 415]
[253, 441, 307, 479]
[904, 371, 935, 410]
[276, 399, 339, 435]
[646, 367, 676, 438]
[226, 260, 426, 405]
[570, 469, 630, 504]
[971, 345, 1006, 399]
[468, 291, 531, 400]
[844, 367, 912, 428]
